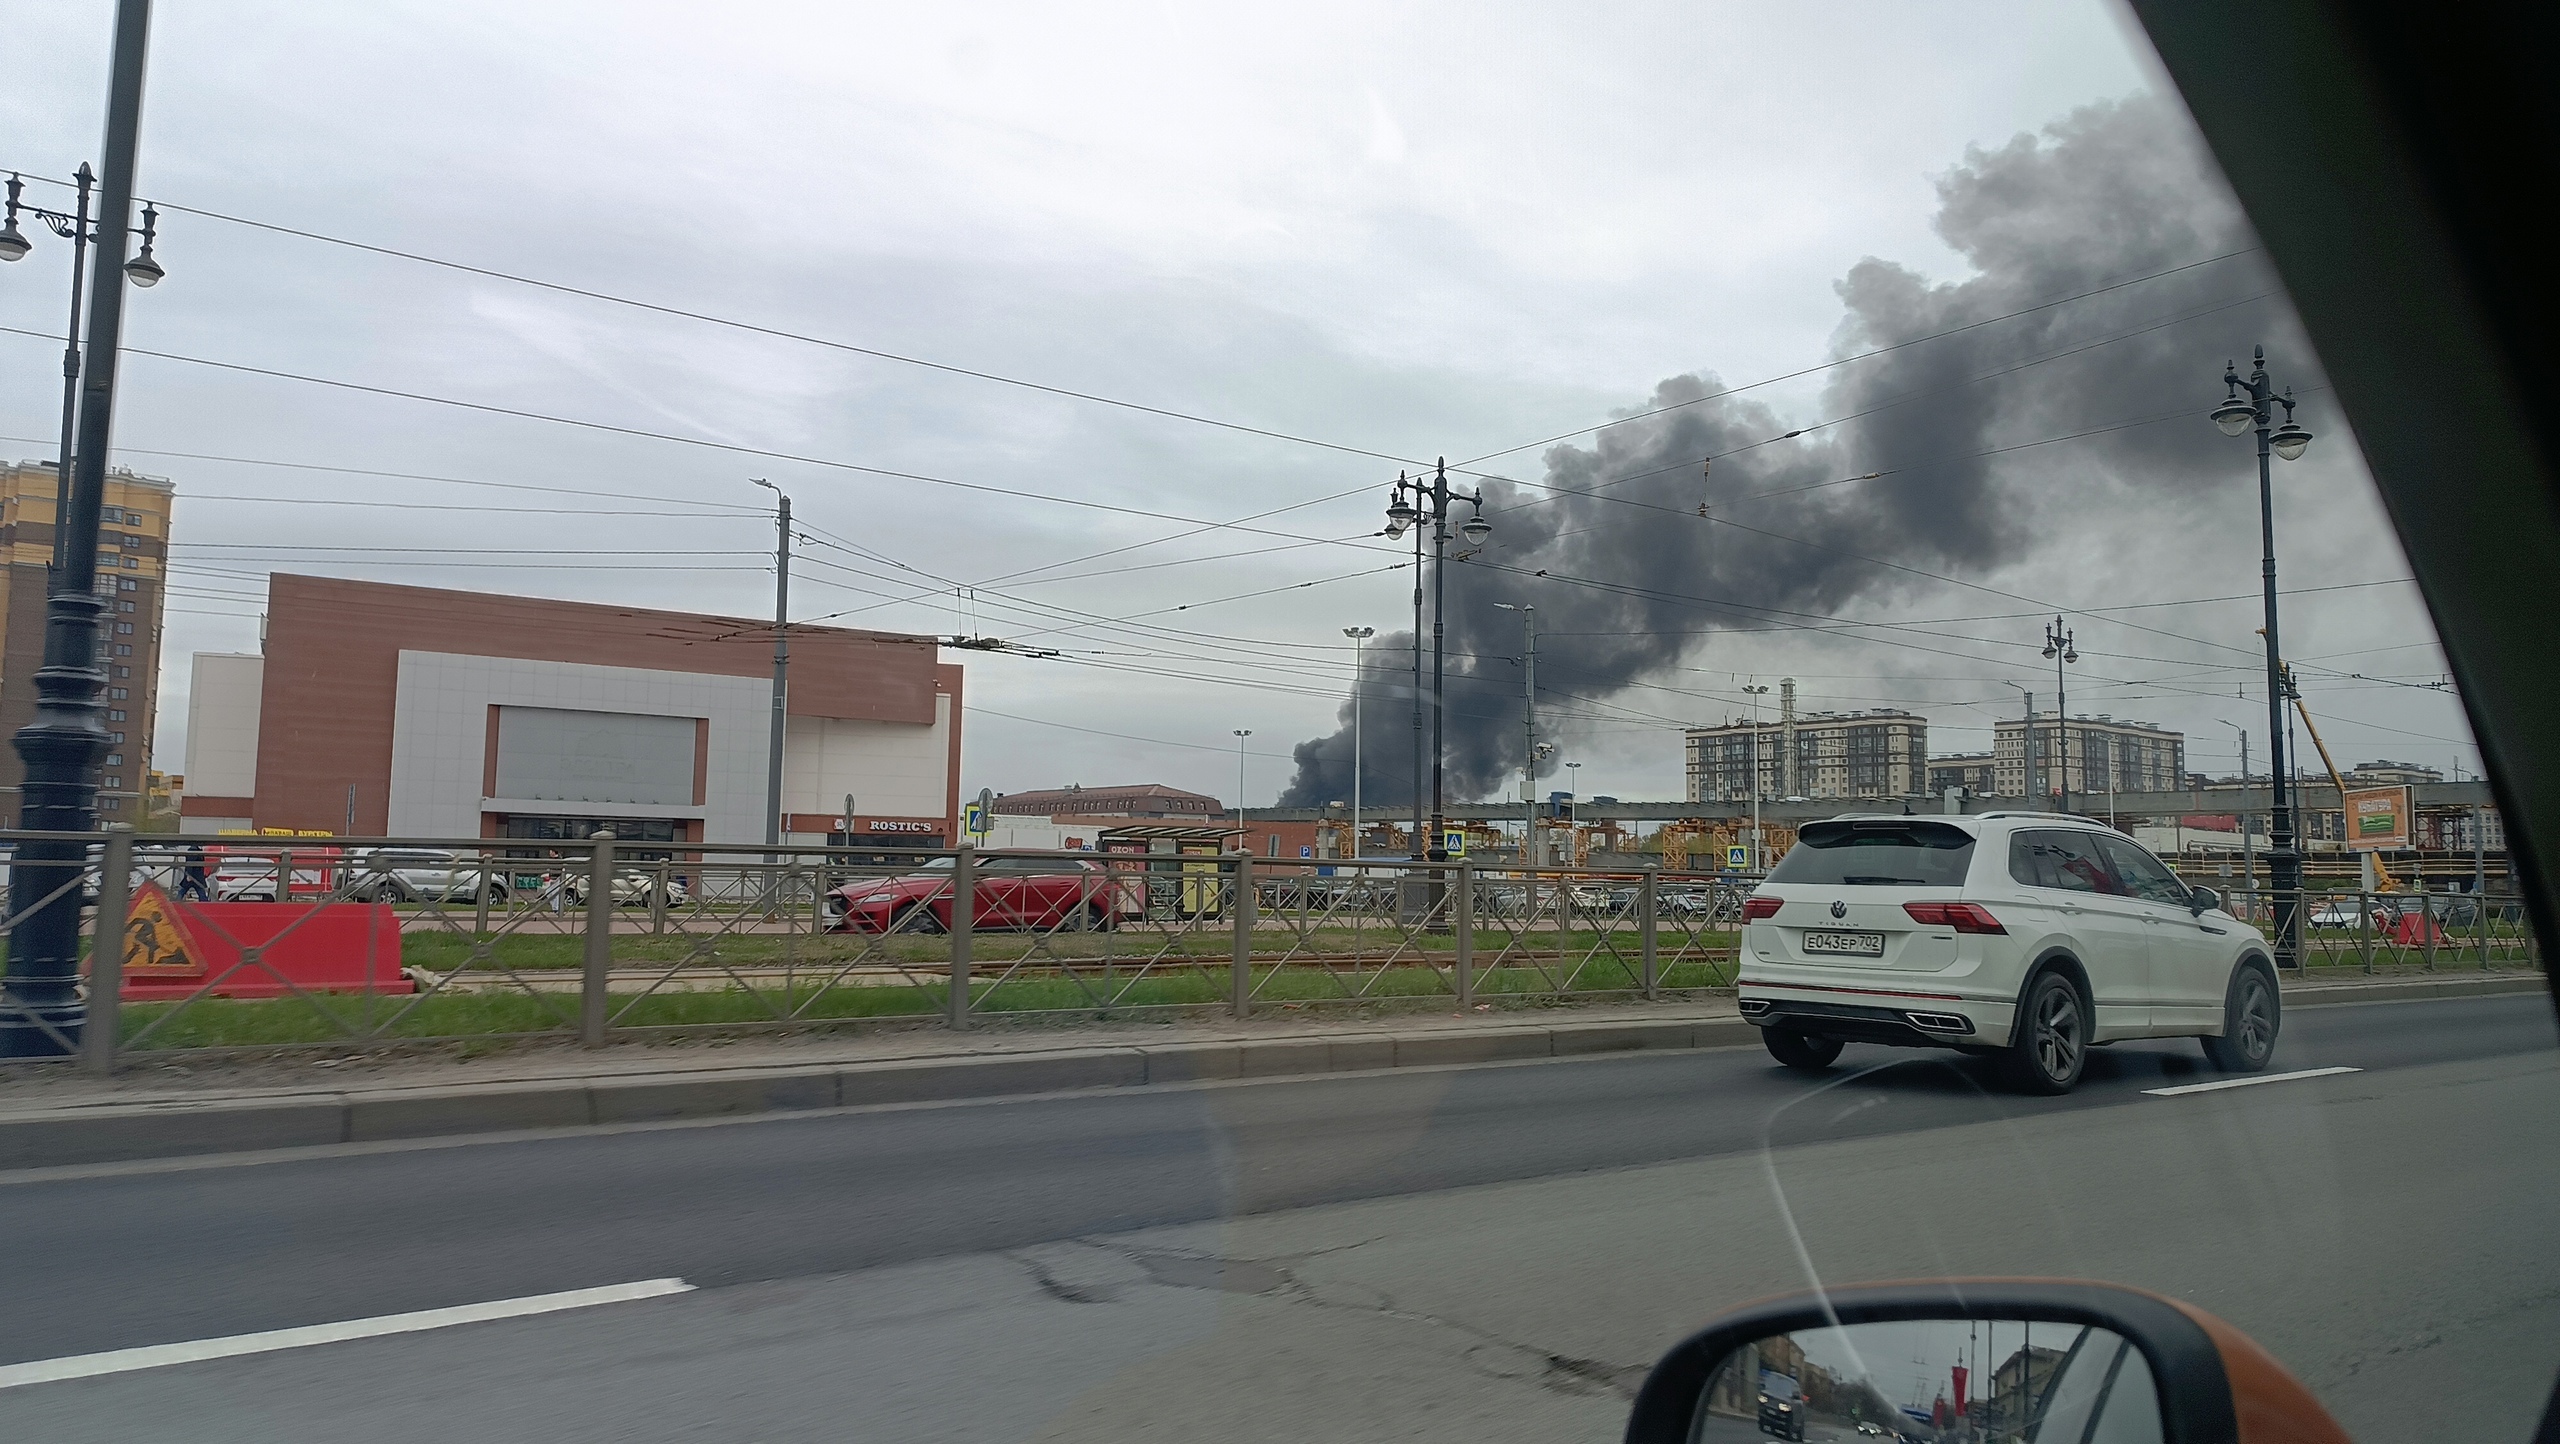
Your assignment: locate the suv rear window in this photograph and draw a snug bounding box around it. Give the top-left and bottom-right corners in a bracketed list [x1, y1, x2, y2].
[1765, 820, 1976, 887]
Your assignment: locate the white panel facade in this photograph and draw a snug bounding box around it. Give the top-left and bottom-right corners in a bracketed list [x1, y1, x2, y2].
[782, 692, 953, 825]
[183, 653, 264, 799]
[387, 651, 768, 841]
[494, 706, 697, 805]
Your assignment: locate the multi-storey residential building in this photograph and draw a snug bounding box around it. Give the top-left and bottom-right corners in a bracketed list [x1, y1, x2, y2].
[0, 460, 173, 824]
[1926, 752, 1997, 797]
[2345, 758, 2443, 786]
[1993, 713, 2185, 801]
[1686, 699, 1928, 801]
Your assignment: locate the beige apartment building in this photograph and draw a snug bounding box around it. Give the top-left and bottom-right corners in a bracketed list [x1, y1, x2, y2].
[0, 459, 173, 824]
[1993, 712, 2185, 801]
[1686, 682, 1928, 801]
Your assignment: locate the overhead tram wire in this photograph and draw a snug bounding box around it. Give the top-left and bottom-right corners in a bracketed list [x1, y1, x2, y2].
[1473, 285, 2280, 524]
[0, 165, 2256, 517]
[965, 260, 2277, 588]
[0, 433, 771, 514]
[0, 170, 1431, 475]
[0, 326, 1412, 558]
[6, 317, 2335, 698]
[5, 294, 2281, 667]
[1436, 248, 2263, 471]
[0, 171, 2289, 655]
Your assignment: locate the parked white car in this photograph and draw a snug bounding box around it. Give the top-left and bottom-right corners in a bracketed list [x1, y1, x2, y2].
[562, 870, 690, 908]
[350, 848, 510, 905]
[1738, 813, 2278, 1094]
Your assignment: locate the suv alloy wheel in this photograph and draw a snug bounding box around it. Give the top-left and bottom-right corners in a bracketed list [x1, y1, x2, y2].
[2002, 969, 2088, 1094]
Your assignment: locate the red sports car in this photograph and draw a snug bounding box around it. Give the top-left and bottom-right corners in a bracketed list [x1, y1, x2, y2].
[824, 856, 1131, 933]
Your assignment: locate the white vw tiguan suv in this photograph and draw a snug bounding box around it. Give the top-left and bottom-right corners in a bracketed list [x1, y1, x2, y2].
[1738, 813, 2280, 1093]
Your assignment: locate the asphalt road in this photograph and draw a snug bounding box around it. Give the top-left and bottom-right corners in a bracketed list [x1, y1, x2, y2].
[2, 990, 2554, 1442]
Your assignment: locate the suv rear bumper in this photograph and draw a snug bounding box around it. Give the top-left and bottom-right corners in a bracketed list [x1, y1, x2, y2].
[1740, 986, 2017, 1049]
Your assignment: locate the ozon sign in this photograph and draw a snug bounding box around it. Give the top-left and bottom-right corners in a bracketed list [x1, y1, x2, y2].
[867, 820, 937, 834]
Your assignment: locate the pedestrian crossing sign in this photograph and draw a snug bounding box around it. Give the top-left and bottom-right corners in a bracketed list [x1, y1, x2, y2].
[1443, 829, 1466, 858]
[1726, 845, 1750, 868]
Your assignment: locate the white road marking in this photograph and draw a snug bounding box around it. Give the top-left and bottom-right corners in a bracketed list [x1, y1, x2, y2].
[2144, 1066, 2362, 1097]
[0, 1278, 694, 1390]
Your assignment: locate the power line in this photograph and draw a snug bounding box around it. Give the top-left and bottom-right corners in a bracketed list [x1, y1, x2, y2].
[0, 433, 768, 512]
[0, 326, 1405, 559]
[1442, 248, 2262, 469]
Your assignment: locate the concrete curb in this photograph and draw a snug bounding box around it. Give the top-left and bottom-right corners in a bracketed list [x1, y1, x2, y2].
[0, 1018, 1758, 1170]
[0, 975, 2538, 1169]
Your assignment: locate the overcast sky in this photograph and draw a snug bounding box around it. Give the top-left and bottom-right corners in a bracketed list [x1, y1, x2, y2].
[0, 0, 2476, 807]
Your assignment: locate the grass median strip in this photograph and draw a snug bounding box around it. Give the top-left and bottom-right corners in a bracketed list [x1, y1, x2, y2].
[111, 958, 1743, 1051]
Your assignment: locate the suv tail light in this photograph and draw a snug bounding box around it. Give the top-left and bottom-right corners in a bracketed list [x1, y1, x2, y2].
[1903, 901, 2006, 934]
[1742, 896, 1782, 921]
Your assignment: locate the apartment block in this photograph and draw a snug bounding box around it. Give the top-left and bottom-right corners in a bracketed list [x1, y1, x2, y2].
[0, 460, 173, 824]
[1686, 680, 1927, 801]
[1993, 713, 2185, 800]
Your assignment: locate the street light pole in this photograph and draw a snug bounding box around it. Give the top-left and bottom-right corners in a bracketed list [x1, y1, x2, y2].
[2228, 720, 2255, 914]
[1, 0, 156, 1059]
[2042, 617, 2077, 814]
[1342, 626, 1372, 855]
[1495, 603, 1536, 864]
[1743, 682, 1770, 869]
[753, 479, 790, 848]
[1233, 729, 1252, 829]
[2214, 345, 2317, 968]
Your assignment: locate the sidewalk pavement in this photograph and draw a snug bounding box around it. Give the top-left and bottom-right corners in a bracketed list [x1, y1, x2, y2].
[0, 971, 2541, 1171]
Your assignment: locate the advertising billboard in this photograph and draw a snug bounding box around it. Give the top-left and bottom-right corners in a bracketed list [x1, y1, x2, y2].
[2344, 785, 2411, 850]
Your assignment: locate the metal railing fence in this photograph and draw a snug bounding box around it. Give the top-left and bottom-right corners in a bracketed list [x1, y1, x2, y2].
[2209, 884, 2537, 974]
[0, 831, 1744, 1070]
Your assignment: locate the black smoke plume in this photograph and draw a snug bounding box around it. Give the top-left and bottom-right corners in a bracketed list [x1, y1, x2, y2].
[1281, 95, 2322, 809]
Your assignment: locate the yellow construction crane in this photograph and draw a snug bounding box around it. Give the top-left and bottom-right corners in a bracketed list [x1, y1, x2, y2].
[2285, 664, 2400, 892]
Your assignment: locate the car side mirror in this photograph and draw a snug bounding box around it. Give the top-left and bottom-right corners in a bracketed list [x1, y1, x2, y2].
[1623, 1280, 2348, 1444]
[2187, 885, 2220, 915]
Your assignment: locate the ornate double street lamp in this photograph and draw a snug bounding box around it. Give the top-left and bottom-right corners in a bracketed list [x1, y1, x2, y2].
[2212, 344, 2316, 968]
[3, 168, 166, 574]
[2042, 617, 2078, 813]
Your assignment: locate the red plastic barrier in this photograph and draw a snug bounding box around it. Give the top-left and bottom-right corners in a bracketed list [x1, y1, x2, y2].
[115, 892, 411, 1001]
[2388, 911, 2446, 946]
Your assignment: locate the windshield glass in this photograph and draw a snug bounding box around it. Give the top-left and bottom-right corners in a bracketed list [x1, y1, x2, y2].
[0, 9, 2546, 1444]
